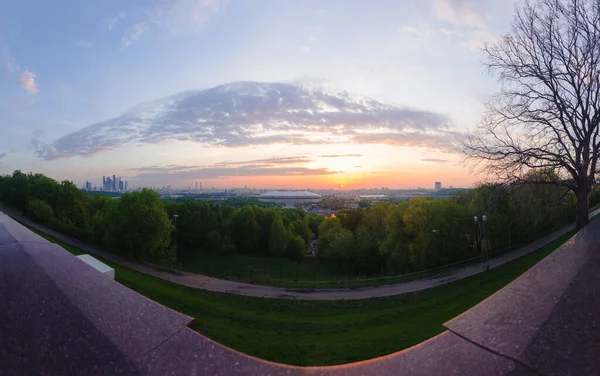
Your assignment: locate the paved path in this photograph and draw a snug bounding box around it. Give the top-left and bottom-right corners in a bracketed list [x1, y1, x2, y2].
[2, 207, 598, 300]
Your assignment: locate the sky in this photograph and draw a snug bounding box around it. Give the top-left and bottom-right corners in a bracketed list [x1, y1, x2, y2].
[0, 0, 519, 190]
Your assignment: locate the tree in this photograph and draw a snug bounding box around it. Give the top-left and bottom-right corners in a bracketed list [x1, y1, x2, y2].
[286, 233, 305, 262]
[338, 209, 364, 234]
[355, 225, 381, 274]
[317, 224, 355, 271]
[268, 217, 287, 257]
[289, 218, 312, 247]
[464, 0, 600, 230]
[103, 189, 173, 260]
[380, 203, 410, 274]
[253, 207, 277, 256]
[306, 214, 325, 236]
[358, 199, 371, 209]
[27, 199, 54, 225]
[171, 201, 203, 247]
[227, 206, 259, 253]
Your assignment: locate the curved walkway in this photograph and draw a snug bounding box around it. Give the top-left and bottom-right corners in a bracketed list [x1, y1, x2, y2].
[2, 207, 598, 300]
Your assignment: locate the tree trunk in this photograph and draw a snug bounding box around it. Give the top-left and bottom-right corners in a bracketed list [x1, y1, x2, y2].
[576, 186, 590, 231]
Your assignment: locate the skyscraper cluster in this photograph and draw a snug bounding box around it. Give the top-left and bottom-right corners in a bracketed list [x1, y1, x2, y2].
[102, 175, 128, 192]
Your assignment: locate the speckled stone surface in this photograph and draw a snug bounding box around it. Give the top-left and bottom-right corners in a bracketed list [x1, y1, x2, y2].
[446, 220, 600, 375]
[0, 218, 49, 244]
[138, 329, 536, 376]
[2, 212, 599, 375]
[0, 217, 194, 375]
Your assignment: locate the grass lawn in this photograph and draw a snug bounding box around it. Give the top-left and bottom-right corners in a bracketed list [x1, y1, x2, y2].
[178, 250, 350, 286]
[30, 225, 577, 366]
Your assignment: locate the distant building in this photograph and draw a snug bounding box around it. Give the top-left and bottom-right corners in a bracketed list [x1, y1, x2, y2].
[99, 174, 128, 192]
[358, 195, 388, 202]
[258, 191, 322, 206]
[435, 182, 442, 190]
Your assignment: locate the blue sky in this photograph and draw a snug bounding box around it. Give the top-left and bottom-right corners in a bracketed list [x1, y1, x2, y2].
[0, 0, 518, 189]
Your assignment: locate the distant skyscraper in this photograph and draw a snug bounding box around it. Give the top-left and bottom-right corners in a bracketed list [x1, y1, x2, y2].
[98, 174, 127, 191]
[435, 182, 442, 190]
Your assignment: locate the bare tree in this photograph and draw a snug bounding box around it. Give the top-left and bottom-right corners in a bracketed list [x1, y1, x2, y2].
[465, 0, 600, 230]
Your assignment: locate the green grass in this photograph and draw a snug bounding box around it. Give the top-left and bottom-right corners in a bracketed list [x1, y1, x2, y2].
[179, 250, 350, 286]
[31, 223, 578, 366]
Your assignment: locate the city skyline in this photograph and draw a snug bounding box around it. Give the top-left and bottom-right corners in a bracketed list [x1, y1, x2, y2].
[0, 0, 517, 189]
[78, 178, 448, 192]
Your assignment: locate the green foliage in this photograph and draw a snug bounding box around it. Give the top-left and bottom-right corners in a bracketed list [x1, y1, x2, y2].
[286, 233, 306, 262]
[103, 189, 173, 260]
[317, 222, 355, 271]
[0, 170, 581, 276]
[319, 198, 348, 210]
[227, 206, 260, 253]
[306, 214, 324, 235]
[27, 199, 54, 225]
[268, 217, 287, 257]
[358, 199, 371, 208]
[338, 209, 364, 234]
[289, 218, 312, 247]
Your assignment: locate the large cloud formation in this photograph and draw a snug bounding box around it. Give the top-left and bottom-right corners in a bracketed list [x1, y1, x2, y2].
[35, 81, 460, 160]
[126, 156, 339, 185]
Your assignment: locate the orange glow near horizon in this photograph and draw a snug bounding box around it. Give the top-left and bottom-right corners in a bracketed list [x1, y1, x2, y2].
[72, 141, 479, 190]
[180, 167, 478, 190]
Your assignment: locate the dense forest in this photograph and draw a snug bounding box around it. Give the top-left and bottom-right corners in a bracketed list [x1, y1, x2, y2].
[0, 170, 597, 276]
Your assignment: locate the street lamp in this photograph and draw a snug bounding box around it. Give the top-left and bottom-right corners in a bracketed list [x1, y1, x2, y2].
[173, 214, 179, 271]
[474, 215, 489, 271]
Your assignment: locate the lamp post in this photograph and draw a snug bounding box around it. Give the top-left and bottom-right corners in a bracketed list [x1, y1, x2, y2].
[173, 214, 179, 270]
[474, 215, 489, 271]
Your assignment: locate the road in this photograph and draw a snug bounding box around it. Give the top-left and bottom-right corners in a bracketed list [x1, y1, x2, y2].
[2, 207, 598, 300]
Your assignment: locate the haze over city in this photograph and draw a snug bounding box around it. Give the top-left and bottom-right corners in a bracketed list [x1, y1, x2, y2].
[0, 0, 517, 189]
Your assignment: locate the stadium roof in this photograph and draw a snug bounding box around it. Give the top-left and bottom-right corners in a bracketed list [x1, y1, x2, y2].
[260, 191, 322, 198]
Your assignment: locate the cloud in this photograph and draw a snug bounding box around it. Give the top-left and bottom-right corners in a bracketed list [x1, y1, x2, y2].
[107, 12, 125, 30]
[128, 164, 340, 184]
[421, 158, 452, 163]
[34, 81, 461, 160]
[218, 156, 314, 166]
[400, 25, 433, 38]
[122, 23, 149, 46]
[76, 41, 95, 48]
[353, 131, 461, 152]
[401, 2, 493, 50]
[301, 46, 311, 53]
[147, 0, 228, 33]
[433, 0, 487, 29]
[462, 28, 496, 50]
[130, 156, 314, 173]
[320, 154, 363, 158]
[119, 0, 226, 46]
[439, 28, 464, 37]
[1, 45, 40, 95]
[0, 152, 6, 159]
[399, 25, 464, 39]
[18, 71, 39, 94]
